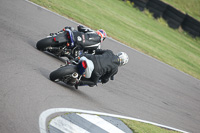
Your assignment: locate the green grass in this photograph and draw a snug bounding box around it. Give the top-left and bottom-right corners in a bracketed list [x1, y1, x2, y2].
[121, 118, 180, 133]
[161, 0, 200, 21]
[30, 0, 200, 80]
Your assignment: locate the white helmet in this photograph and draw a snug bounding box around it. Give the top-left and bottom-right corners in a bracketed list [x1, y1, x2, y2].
[117, 52, 129, 66]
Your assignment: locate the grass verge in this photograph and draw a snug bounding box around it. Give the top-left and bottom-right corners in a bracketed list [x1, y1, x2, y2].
[121, 118, 180, 133]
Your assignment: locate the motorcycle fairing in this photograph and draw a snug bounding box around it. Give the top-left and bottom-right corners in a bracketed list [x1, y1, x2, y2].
[54, 31, 68, 43]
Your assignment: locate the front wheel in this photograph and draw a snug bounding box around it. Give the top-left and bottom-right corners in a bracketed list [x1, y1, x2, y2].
[49, 65, 78, 81]
[36, 37, 57, 51]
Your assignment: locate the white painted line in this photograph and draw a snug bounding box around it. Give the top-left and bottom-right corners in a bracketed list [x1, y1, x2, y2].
[50, 116, 90, 133]
[39, 108, 189, 133]
[77, 113, 125, 133]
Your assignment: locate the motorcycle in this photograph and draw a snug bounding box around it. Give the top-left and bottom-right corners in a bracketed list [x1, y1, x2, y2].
[49, 59, 114, 89]
[36, 27, 101, 61]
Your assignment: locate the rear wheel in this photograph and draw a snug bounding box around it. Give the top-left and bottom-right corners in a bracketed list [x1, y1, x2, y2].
[49, 65, 78, 81]
[36, 37, 57, 51]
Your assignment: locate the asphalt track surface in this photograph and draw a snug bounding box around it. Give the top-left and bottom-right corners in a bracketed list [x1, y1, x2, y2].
[0, 0, 200, 133]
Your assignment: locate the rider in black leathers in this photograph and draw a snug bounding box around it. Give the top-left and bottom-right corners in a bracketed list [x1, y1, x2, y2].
[75, 49, 129, 89]
[58, 25, 107, 55]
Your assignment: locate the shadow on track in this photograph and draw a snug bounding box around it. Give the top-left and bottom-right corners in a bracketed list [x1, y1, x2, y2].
[43, 51, 67, 63]
[38, 67, 103, 107]
[38, 67, 52, 79]
[27, 39, 36, 48]
[38, 67, 77, 90]
[27, 39, 67, 63]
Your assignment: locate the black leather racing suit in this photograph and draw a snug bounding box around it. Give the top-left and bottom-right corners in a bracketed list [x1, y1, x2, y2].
[70, 25, 102, 52]
[79, 49, 120, 86]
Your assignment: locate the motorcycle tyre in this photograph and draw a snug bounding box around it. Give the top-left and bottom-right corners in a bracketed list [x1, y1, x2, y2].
[36, 37, 57, 51]
[49, 65, 78, 81]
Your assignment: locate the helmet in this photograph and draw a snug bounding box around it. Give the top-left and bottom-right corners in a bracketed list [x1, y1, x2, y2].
[117, 52, 129, 66]
[96, 29, 107, 42]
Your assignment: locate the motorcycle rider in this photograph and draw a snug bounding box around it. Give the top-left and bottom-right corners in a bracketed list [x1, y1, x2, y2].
[74, 49, 129, 89]
[51, 25, 107, 58]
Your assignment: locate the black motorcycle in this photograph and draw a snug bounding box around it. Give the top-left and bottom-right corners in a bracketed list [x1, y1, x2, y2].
[49, 59, 114, 89]
[36, 27, 101, 60]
